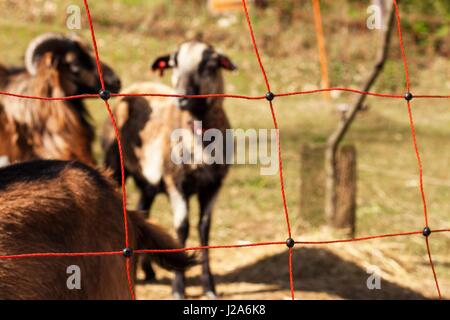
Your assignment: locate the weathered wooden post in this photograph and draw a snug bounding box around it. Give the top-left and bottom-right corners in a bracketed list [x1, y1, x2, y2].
[334, 145, 357, 235]
[300, 144, 357, 234]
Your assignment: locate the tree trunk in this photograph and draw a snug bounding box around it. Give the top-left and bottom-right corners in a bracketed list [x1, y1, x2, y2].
[324, 3, 396, 223]
[373, 0, 394, 29]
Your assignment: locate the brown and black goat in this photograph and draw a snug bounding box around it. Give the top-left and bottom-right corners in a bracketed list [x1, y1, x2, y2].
[0, 160, 194, 300]
[0, 33, 121, 165]
[103, 41, 236, 299]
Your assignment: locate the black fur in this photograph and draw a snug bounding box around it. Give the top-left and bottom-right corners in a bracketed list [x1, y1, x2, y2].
[0, 160, 109, 191]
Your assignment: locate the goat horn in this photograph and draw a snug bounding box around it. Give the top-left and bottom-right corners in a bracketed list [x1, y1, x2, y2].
[25, 33, 73, 75]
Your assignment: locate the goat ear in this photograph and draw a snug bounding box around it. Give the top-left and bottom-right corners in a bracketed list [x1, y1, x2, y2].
[151, 54, 173, 77]
[219, 54, 237, 71]
[40, 52, 59, 70]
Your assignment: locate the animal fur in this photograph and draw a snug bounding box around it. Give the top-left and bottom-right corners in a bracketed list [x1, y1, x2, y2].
[0, 160, 194, 300]
[103, 41, 236, 298]
[0, 33, 121, 165]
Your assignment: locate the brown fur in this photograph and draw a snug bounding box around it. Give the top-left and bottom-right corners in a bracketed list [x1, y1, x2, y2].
[104, 82, 230, 184]
[0, 160, 194, 300]
[0, 57, 94, 164]
[103, 41, 235, 298]
[0, 34, 121, 166]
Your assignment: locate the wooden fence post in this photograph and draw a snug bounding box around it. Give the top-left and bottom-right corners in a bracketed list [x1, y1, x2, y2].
[333, 145, 357, 235]
[300, 144, 357, 235]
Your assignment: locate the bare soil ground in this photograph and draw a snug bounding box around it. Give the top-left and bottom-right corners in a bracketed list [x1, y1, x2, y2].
[136, 236, 449, 300]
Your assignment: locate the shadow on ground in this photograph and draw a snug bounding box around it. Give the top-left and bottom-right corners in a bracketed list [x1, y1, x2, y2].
[143, 247, 426, 300]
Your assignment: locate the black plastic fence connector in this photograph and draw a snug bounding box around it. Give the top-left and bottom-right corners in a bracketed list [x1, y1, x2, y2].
[404, 92, 413, 101]
[265, 91, 275, 101]
[122, 247, 133, 258]
[286, 238, 295, 248]
[99, 89, 111, 101]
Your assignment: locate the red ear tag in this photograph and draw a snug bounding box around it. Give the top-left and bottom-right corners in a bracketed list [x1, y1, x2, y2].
[220, 57, 229, 69]
[158, 61, 167, 77]
[159, 61, 167, 69]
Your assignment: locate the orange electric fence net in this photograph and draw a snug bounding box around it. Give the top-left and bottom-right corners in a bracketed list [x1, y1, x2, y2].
[0, 0, 449, 300]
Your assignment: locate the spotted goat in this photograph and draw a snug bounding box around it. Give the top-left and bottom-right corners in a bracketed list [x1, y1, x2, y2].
[103, 40, 237, 299]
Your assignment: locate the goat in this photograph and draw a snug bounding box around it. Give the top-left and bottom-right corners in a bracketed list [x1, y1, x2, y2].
[103, 40, 236, 299]
[0, 33, 121, 165]
[0, 160, 194, 300]
[0, 102, 13, 166]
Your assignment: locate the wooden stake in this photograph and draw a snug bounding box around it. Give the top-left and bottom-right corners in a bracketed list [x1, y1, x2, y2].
[334, 145, 357, 236]
[312, 0, 330, 99]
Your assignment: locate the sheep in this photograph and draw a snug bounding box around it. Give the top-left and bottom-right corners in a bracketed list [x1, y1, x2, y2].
[103, 40, 237, 299]
[0, 160, 194, 300]
[0, 33, 121, 166]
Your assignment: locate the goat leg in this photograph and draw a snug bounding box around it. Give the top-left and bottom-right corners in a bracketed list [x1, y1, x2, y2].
[198, 185, 221, 299]
[169, 186, 190, 299]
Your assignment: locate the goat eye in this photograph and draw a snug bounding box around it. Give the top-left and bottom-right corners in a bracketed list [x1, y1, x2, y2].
[70, 64, 81, 74]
